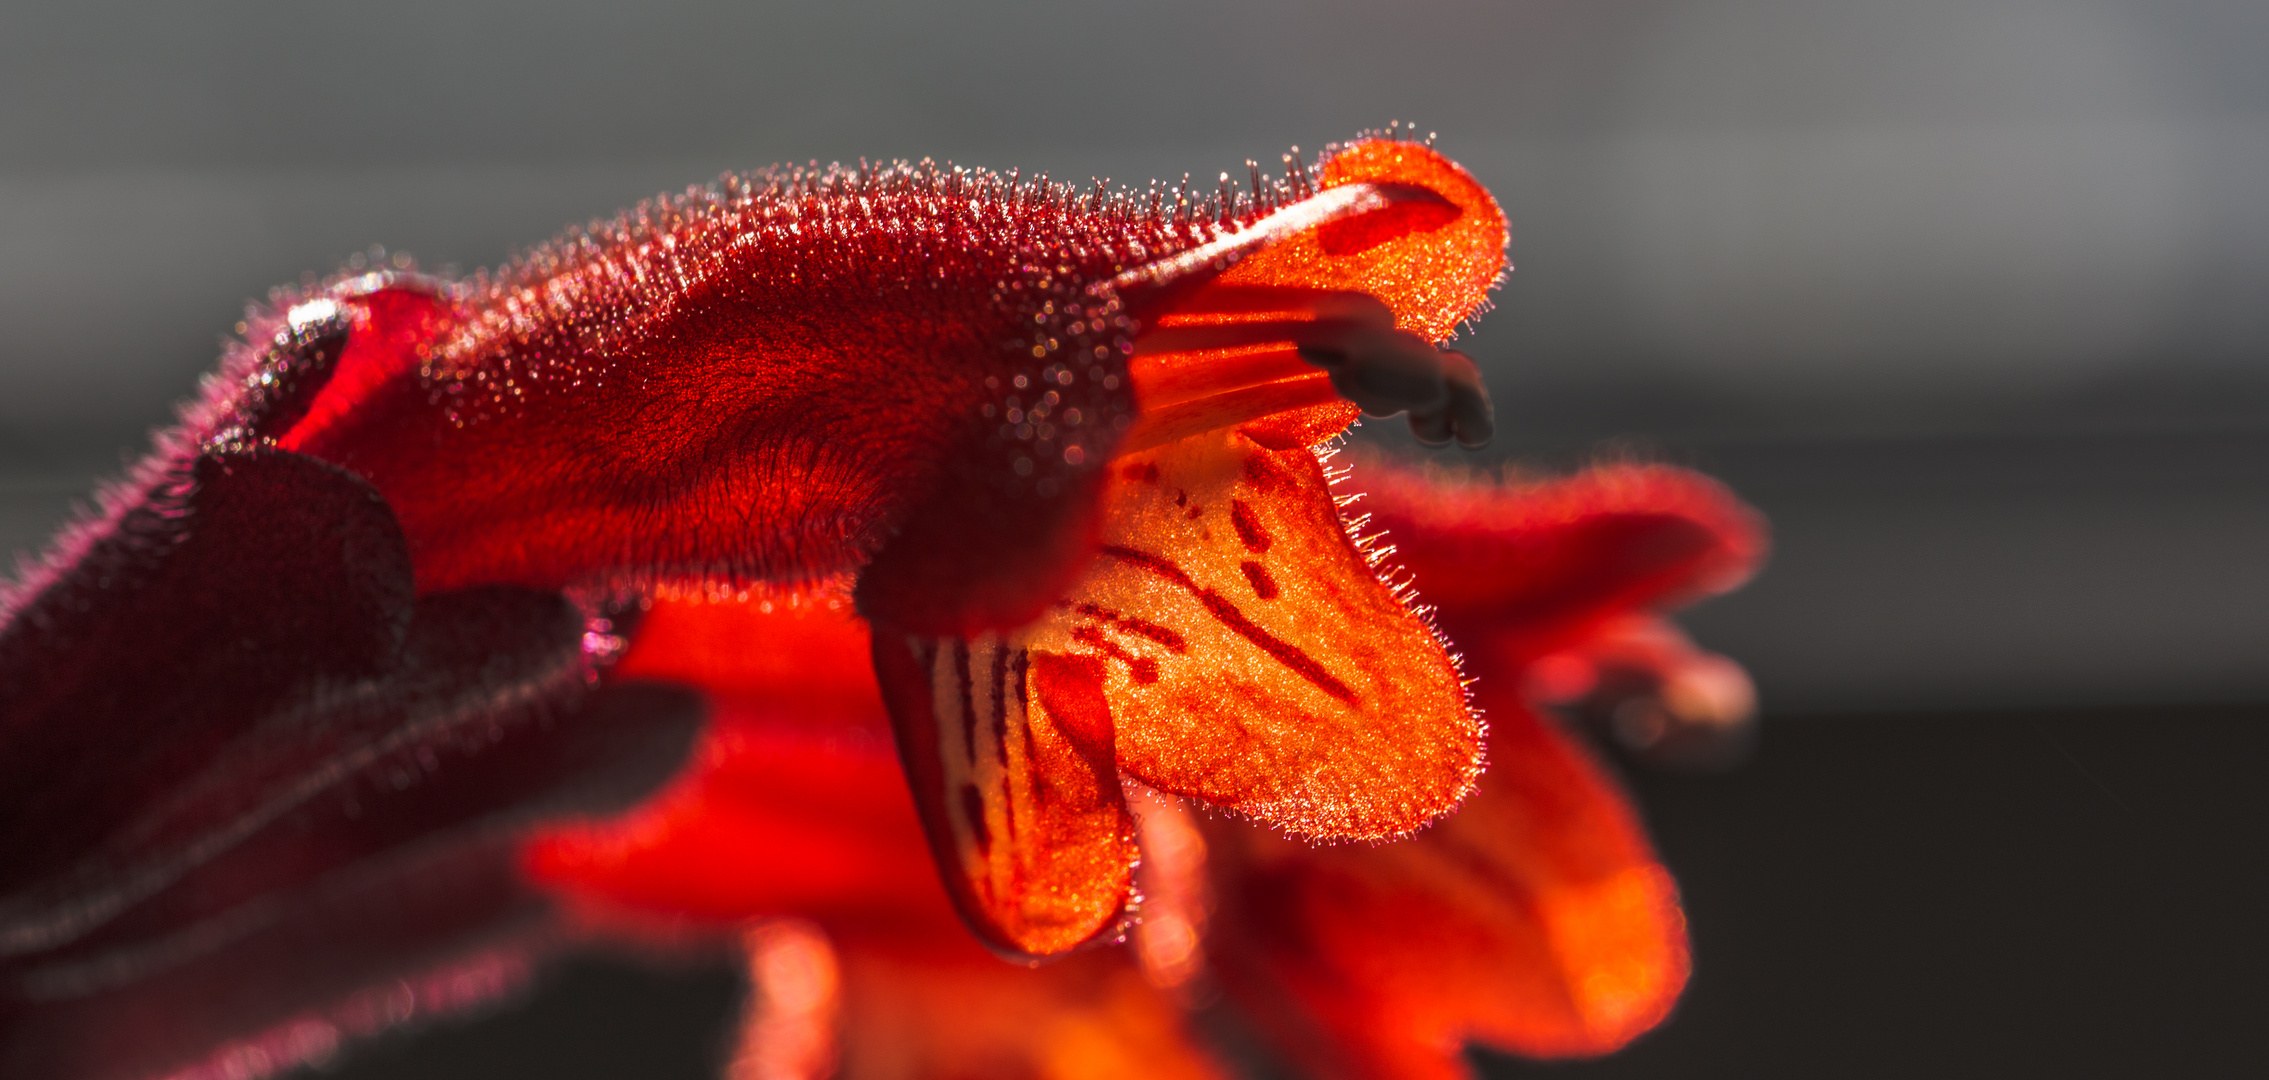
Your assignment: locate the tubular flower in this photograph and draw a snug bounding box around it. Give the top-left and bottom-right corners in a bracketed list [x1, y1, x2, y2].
[0, 132, 1761, 1080]
[522, 452, 1764, 1079]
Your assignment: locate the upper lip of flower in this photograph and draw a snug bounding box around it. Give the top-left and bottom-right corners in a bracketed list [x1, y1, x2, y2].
[1111, 179, 1493, 455]
[842, 141, 1515, 958]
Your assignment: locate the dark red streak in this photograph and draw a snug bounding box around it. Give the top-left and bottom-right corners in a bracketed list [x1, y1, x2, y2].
[1230, 499, 1272, 553]
[990, 644, 1011, 770]
[1072, 601, 1189, 652]
[954, 639, 977, 763]
[1099, 545, 1356, 704]
[960, 783, 991, 853]
[1071, 624, 1161, 684]
[1019, 721, 1040, 829]
[1240, 560, 1280, 600]
[1006, 650, 1027, 843]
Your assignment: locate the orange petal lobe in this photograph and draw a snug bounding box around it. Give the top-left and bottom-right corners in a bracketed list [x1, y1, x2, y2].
[1213, 141, 1506, 344]
[1021, 430, 1480, 840]
[1209, 700, 1688, 1074]
[869, 629, 1138, 958]
[728, 920, 843, 1080]
[1237, 401, 1364, 451]
[826, 930, 1230, 1080]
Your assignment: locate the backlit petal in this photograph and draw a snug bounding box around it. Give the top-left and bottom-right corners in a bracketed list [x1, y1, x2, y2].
[869, 630, 1139, 958]
[1122, 141, 1509, 456]
[1359, 458, 1766, 660]
[1020, 430, 1481, 841]
[521, 595, 1226, 1077]
[1210, 140, 1506, 346]
[822, 931, 1229, 1080]
[1207, 699, 1687, 1075]
[525, 592, 940, 924]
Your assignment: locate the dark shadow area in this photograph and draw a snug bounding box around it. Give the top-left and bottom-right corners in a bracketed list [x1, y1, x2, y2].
[309, 703, 2269, 1079]
[1488, 701, 2269, 1078]
[321, 952, 743, 1080]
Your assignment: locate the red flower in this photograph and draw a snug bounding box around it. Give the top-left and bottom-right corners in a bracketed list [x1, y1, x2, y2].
[525, 453, 1762, 1078]
[0, 133, 1761, 1079]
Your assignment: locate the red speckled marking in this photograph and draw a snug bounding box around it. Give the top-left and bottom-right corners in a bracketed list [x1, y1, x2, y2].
[1068, 601, 1189, 652]
[1239, 560, 1280, 600]
[1230, 498, 1272, 553]
[954, 640, 978, 764]
[1314, 193, 1464, 256]
[1240, 451, 1296, 495]
[1099, 545, 1355, 704]
[989, 645, 1013, 770]
[1071, 624, 1161, 684]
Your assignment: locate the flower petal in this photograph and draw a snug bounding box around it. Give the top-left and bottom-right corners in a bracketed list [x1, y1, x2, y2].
[817, 927, 1230, 1080]
[1207, 700, 1688, 1075]
[869, 629, 1139, 958]
[1533, 614, 1761, 772]
[528, 598, 1223, 1078]
[1208, 140, 1506, 346]
[526, 592, 951, 925]
[1117, 141, 1509, 457]
[1360, 458, 1766, 660]
[524, 701, 932, 925]
[534, 593, 1142, 958]
[1019, 430, 1481, 841]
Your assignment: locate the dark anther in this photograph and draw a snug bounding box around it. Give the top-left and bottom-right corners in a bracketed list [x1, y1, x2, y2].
[1296, 330, 1493, 449]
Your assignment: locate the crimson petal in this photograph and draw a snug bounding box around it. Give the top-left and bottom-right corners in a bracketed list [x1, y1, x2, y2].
[0, 451, 701, 1079]
[870, 628, 1139, 959]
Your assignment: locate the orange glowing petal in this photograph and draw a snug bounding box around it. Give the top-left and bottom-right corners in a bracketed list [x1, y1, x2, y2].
[1212, 141, 1506, 345]
[1019, 430, 1480, 841]
[1209, 699, 1687, 1074]
[728, 920, 843, 1080]
[1128, 141, 1507, 457]
[1237, 401, 1363, 451]
[869, 630, 1140, 958]
[828, 930, 1229, 1080]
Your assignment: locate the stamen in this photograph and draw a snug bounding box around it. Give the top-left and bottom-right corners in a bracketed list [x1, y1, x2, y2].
[1118, 373, 1345, 454]
[1104, 178, 1492, 454]
[1130, 339, 1328, 411]
[1120, 285, 1494, 454]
